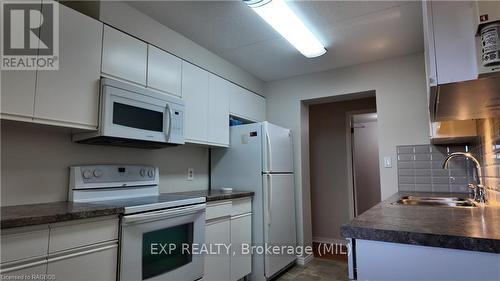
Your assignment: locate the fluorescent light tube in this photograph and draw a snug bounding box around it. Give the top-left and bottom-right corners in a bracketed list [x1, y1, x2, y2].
[246, 0, 326, 58]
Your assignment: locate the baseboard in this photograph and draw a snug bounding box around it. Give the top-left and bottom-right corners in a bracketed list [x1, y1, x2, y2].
[296, 253, 313, 266]
[313, 236, 348, 246]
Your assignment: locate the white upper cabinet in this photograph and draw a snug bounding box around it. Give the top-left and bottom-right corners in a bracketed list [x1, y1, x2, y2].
[208, 74, 230, 146]
[34, 2, 103, 129]
[182, 63, 231, 147]
[423, 1, 478, 85]
[182, 62, 209, 143]
[230, 87, 266, 122]
[422, 1, 437, 88]
[102, 25, 147, 85]
[0, 70, 36, 121]
[147, 45, 182, 97]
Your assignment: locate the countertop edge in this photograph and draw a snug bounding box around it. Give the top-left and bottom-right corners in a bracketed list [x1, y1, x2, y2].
[341, 224, 500, 254]
[1, 206, 124, 230]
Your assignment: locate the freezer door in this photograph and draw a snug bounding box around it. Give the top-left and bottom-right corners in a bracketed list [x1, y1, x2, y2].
[263, 174, 297, 278]
[262, 122, 294, 173]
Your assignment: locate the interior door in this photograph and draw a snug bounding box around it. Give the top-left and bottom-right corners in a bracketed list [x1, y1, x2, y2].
[263, 174, 296, 278]
[352, 119, 381, 215]
[263, 122, 294, 173]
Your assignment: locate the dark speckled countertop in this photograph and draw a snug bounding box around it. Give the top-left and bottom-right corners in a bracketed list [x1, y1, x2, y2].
[171, 189, 254, 202]
[1, 201, 124, 229]
[341, 192, 500, 253]
[1, 189, 253, 229]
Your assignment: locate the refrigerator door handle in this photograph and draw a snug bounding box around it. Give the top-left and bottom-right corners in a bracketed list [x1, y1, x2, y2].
[265, 127, 272, 172]
[266, 174, 272, 226]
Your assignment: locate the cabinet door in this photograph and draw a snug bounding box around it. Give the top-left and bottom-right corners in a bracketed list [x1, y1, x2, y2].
[47, 245, 117, 281]
[432, 1, 478, 84]
[147, 45, 182, 97]
[208, 74, 230, 146]
[0, 70, 36, 121]
[182, 62, 209, 143]
[204, 219, 231, 281]
[34, 2, 102, 129]
[230, 87, 266, 122]
[230, 214, 252, 281]
[0, 0, 40, 122]
[422, 1, 437, 87]
[102, 25, 147, 85]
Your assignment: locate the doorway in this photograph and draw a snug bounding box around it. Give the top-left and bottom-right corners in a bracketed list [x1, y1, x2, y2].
[308, 96, 380, 250]
[348, 113, 381, 216]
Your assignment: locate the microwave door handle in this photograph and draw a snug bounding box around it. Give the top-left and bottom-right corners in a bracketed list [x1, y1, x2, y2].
[164, 103, 172, 141]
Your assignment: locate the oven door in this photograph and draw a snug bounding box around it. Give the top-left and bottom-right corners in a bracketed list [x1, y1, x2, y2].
[120, 204, 205, 281]
[101, 84, 171, 143]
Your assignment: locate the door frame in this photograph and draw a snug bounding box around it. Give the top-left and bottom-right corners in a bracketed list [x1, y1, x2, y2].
[345, 110, 377, 220]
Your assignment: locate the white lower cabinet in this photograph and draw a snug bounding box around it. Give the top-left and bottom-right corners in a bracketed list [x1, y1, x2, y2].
[230, 214, 252, 281]
[203, 198, 252, 281]
[0, 217, 119, 281]
[47, 244, 118, 281]
[204, 218, 231, 281]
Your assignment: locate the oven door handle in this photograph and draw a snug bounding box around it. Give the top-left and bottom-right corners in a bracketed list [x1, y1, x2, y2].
[122, 203, 206, 225]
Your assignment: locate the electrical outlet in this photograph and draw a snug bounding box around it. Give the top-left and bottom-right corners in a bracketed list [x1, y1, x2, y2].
[187, 168, 194, 181]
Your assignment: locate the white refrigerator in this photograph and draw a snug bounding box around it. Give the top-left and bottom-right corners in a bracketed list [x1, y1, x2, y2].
[211, 122, 297, 281]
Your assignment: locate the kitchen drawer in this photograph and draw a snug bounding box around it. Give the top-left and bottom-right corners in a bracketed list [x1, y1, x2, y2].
[1, 225, 49, 263]
[231, 198, 252, 217]
[48, 217, 118, 253]
[206, 201, 232, 221]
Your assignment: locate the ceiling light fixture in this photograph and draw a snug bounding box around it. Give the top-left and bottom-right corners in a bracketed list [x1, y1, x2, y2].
[244, 0, 327, 58]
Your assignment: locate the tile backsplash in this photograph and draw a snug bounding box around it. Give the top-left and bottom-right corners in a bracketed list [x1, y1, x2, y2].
[471, 118, 500, 203]
[397, 118, 500, 204]
[397, 145, 474, 193]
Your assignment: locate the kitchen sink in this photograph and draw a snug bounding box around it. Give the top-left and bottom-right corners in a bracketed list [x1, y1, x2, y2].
[396, 195, 477, 208]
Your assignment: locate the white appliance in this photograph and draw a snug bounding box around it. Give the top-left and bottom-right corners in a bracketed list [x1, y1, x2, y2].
[211, 122, 297, 281]
[69, 165, 206, 281]
[73, 78, 185, 148]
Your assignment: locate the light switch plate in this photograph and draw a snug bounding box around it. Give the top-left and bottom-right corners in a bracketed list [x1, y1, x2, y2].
[384, 157, 392, 168]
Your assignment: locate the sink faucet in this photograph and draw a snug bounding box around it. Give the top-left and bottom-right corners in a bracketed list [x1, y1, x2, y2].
[442, 152, 487, 204]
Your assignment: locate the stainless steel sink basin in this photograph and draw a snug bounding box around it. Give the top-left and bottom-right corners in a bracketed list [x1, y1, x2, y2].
[396, 195, 477, 208]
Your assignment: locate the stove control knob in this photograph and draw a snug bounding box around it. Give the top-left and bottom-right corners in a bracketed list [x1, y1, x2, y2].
[82, 170, 92, 179]
[147, 169, 154, 178]
[140, 169, 146, 177]
[93, 169, 103, 178]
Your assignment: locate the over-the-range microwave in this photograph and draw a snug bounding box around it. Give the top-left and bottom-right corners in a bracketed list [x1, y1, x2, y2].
[73, 78, 185, 148]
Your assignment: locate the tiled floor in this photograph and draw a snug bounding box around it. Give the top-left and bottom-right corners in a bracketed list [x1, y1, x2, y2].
[274, 258, 349, 281]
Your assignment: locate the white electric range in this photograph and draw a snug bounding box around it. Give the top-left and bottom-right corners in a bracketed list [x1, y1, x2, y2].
[69, 165, 206, 281]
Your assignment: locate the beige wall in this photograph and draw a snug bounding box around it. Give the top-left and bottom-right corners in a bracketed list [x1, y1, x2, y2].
[265, 53, 430, 250]
[99, 1, 264, 95]
[309, 98, 376, 243]
[1, 121, 209, 206]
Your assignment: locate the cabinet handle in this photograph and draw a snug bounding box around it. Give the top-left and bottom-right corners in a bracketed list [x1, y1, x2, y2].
[47, 243, 117, 263]
[0, 258, 47, 274]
